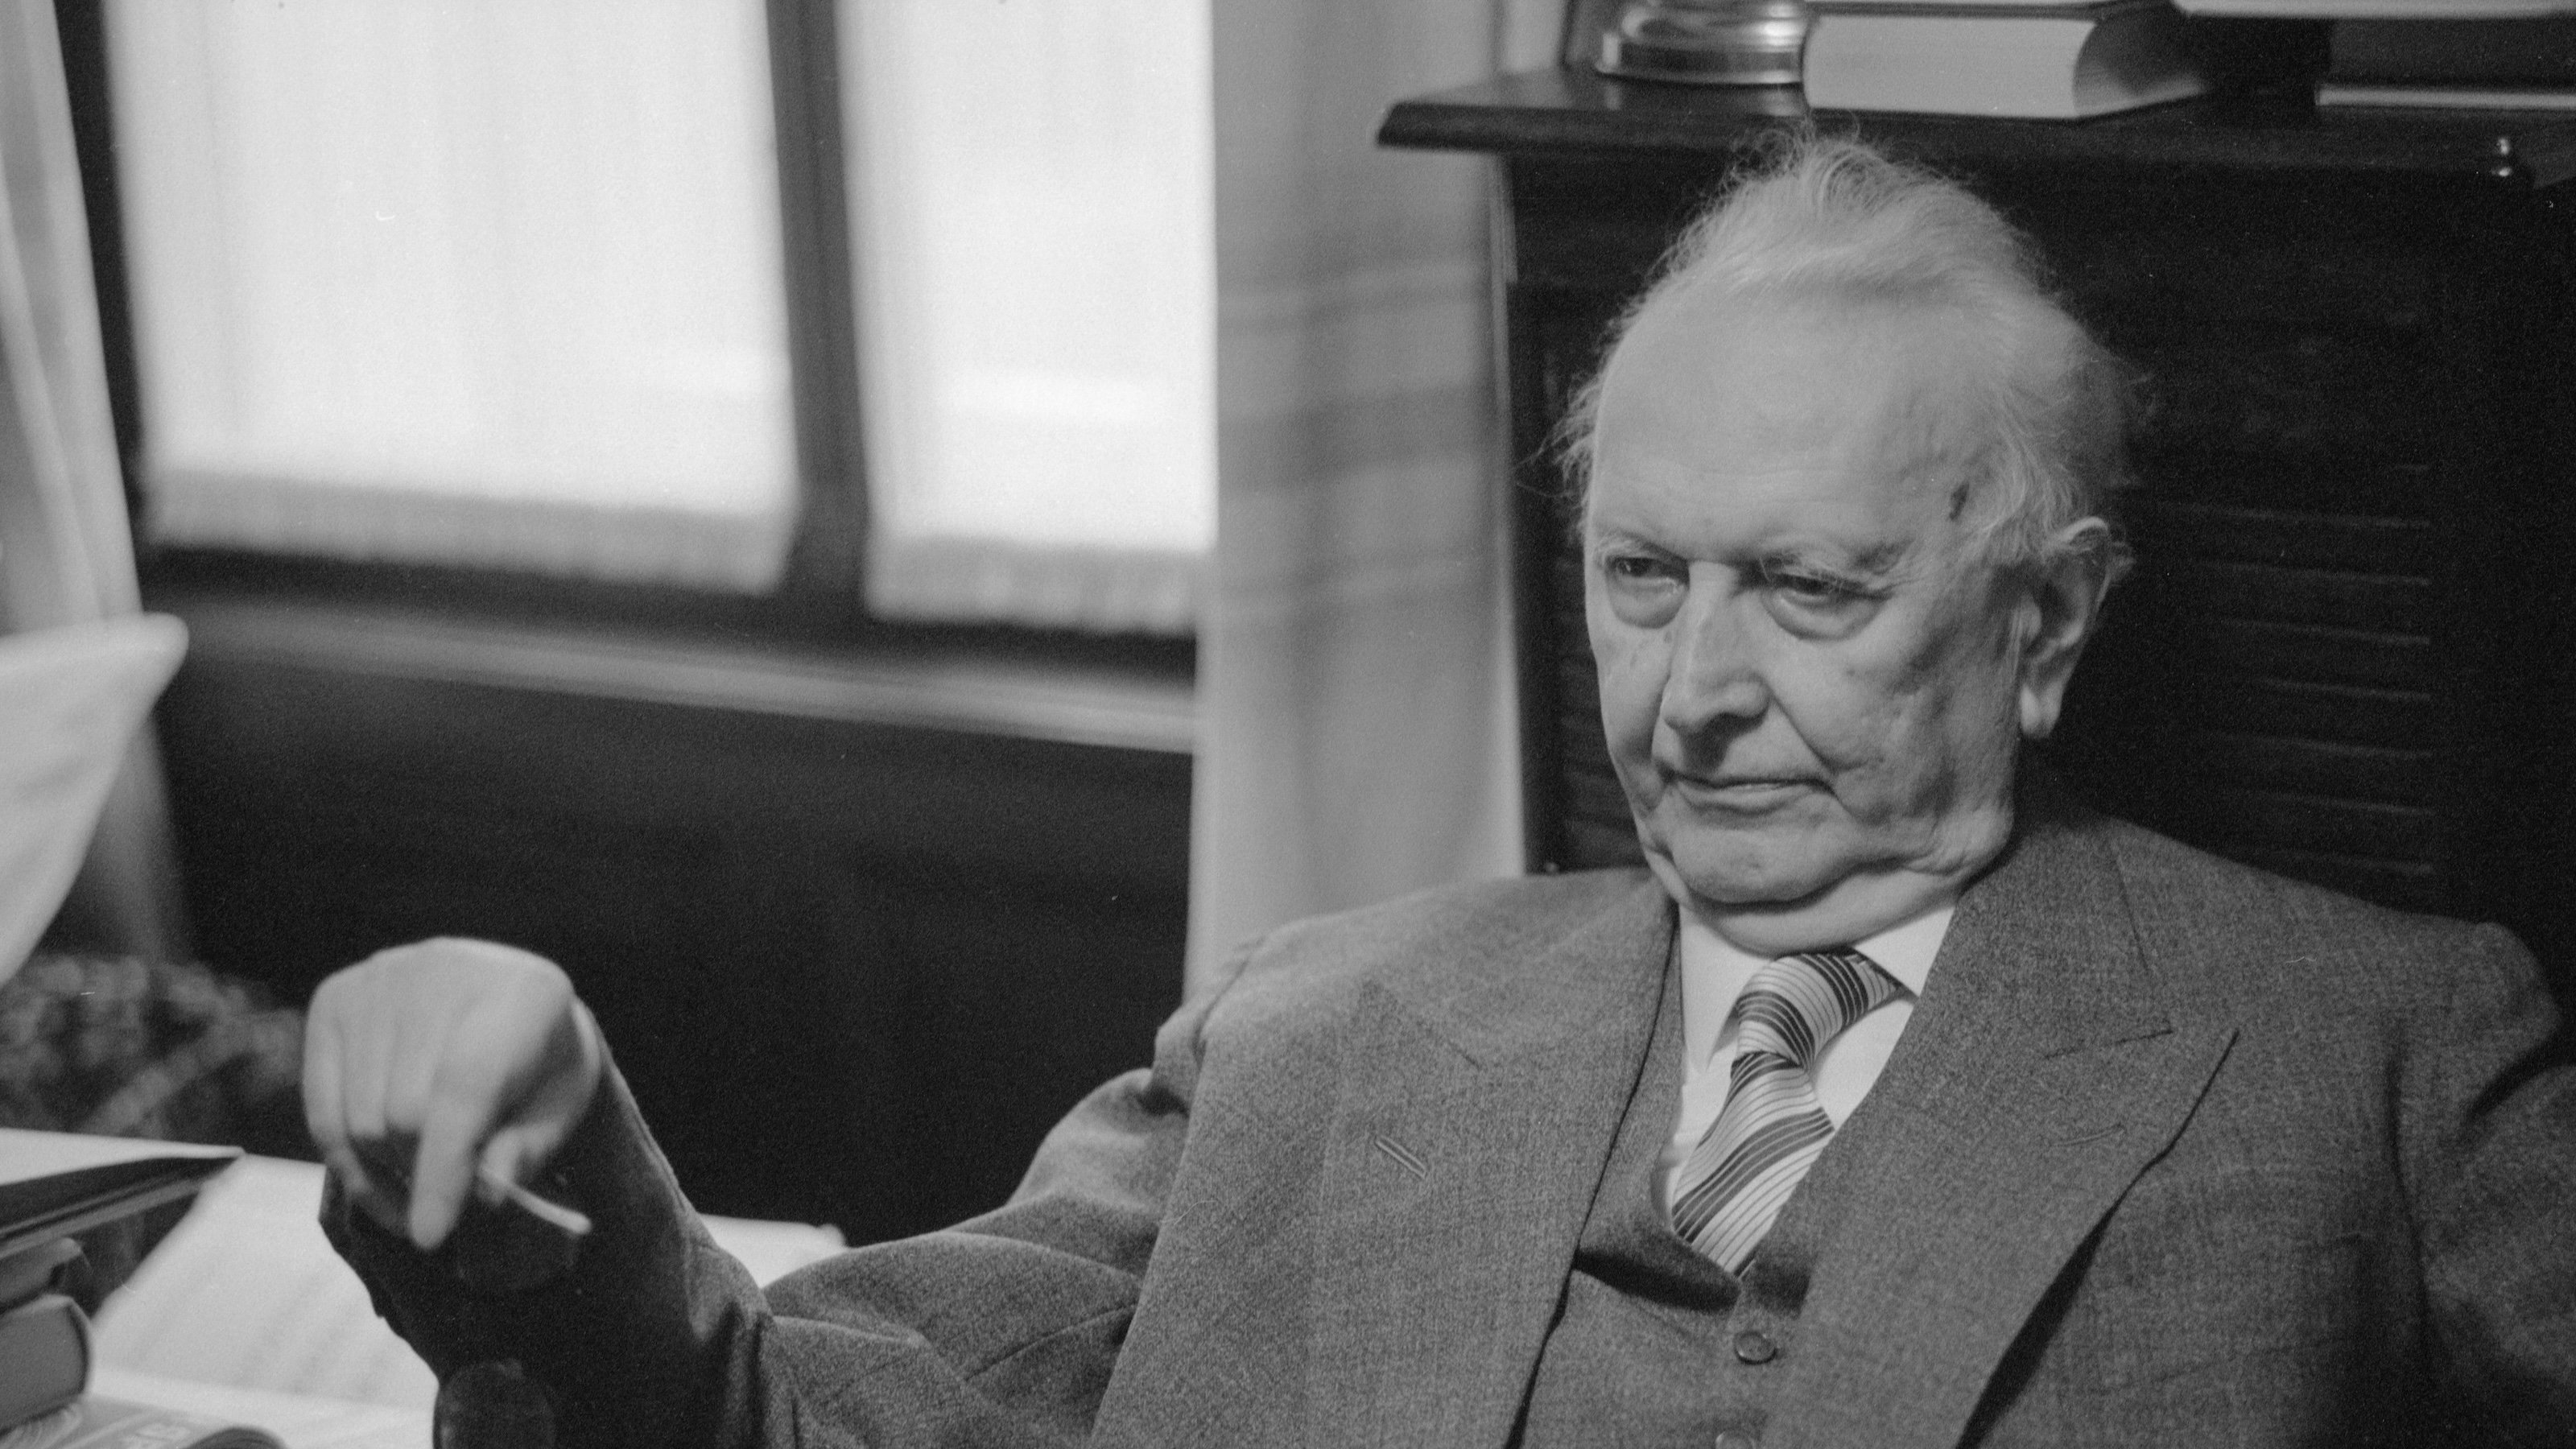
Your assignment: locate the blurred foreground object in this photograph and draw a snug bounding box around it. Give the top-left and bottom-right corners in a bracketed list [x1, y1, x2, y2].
[0, 618, 186, 989]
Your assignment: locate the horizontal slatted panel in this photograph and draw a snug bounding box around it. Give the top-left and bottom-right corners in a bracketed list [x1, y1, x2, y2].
[2129, 502, 2433, 572]
[2060, 234, 2435, 336]
[2188, 734, 2438, 807]
[2066, 275, 2448, 886]
[2226, 848, 2444, 912]
[2190, 621, 2429, 694]
[2133, 333, 2442, 462]
[2161, 559, 2428, 634]
[2216, 680, 2437, 751]
[2202, 788, 2441, 860]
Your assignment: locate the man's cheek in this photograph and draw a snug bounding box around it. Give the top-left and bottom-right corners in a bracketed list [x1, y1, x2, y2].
[1591, 635, 1666, 745]
[1800, 669, 1917, 779]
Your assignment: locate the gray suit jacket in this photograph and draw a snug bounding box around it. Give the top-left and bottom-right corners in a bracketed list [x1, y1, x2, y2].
[335, 795, 2576, 1447]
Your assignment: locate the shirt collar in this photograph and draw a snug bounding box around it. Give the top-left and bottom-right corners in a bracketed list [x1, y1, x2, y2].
[1677, 901, 1954, 1071]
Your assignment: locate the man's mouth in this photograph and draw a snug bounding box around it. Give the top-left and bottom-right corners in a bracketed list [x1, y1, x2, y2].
[1666, 773, 1818, 810]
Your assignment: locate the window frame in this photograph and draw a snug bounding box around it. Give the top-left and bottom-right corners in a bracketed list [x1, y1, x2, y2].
[51, 0, 1199, 684]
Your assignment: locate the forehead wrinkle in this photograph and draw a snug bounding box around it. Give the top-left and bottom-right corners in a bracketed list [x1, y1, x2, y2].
[1595, 293, 2000, 573]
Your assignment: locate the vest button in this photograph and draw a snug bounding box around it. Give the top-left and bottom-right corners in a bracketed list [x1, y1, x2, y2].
[1713, 1432, 1761, 1449]
[1732, 1329, 1778, 1364]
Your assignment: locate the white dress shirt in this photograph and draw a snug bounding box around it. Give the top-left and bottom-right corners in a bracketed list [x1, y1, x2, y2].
[1656, 904, 1955, 1212]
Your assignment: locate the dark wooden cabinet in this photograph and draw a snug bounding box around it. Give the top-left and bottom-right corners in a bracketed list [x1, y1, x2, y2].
[151, 594, 1192, 1239]
[1382, 72, 2576, 1004]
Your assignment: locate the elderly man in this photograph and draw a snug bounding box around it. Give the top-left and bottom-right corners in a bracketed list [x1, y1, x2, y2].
[306, 139, 2576, 1447]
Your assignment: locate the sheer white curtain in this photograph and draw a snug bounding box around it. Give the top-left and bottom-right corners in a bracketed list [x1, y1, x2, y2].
[109, 0, 1219, 622]
[1187, 0, 1559, 989]
[840, 0, 1216, 634]
[0, 0, 188, 961]
[109, 0, 799, 591]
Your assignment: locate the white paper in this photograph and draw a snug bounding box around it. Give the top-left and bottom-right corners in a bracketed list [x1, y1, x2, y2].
[88, 1366, 428, 1449]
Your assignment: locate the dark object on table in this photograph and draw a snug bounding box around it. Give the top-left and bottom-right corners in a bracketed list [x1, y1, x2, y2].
[433, 1360, 556, 1449]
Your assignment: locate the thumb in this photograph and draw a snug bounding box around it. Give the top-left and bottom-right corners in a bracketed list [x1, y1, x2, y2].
[477, 1116, 575, 1199]
[477, 999, 604, 1194]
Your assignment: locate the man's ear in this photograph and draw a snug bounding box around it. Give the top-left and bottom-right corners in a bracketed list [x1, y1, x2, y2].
[2014, 517, 2117, 741]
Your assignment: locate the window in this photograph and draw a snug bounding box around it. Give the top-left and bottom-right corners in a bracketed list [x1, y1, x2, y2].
[844, 0, 1214, 633]
[102, 0, 1214, 635]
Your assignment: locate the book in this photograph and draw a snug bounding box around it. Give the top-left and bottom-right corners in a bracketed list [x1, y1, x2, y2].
[2329, 16, 2576, 83]
[0, 1242, 80, 1316]
[2316, 80, 2576, 108]
[0, 1132, 240, 1265]
[0, 1393, 283, 1449]
[0, 1295, 88, 1431]
[0, 1142, 291, 1447]
[1803, 0, 2211, 118]
[1813, 0, 2186, 5]
[2176, 0, 2576, 16]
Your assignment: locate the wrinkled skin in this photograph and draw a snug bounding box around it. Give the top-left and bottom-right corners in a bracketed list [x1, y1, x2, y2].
[1583, 290, 2112, 956]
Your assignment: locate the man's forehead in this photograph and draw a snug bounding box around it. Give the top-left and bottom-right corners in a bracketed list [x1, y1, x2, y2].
[1587, 480, 1953, 590]
[1608, 287, 1958, 393]
[1591, 290, 1987, 539]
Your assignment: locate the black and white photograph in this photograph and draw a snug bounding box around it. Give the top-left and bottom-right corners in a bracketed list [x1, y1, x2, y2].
[2, 0, 2571, 1444]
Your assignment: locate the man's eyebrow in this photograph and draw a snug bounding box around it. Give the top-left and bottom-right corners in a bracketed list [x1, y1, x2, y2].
[1774, 540, 1909, 577]
[1585, 522, 1663, 551]
[1848, 542, 1909, 575]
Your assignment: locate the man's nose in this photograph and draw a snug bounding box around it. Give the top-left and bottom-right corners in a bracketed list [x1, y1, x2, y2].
[1659, 588, 1771, 733]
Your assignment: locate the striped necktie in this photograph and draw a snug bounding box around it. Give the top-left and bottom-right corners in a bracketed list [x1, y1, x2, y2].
[1670, 947, 1902, 1274]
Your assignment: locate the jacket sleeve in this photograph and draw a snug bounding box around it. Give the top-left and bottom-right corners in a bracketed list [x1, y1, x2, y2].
[323, 956, 1243, 1449]
[2404, 922, 2576, 1440]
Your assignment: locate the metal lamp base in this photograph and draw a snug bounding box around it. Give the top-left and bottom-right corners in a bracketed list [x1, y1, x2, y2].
[1595, 0, 1810, 87]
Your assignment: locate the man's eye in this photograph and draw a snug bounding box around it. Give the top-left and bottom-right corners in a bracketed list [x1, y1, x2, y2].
[1604, 554, 1681, 584]
[1599, 551, 1686, 625]
[1763, 566, 1864, 605]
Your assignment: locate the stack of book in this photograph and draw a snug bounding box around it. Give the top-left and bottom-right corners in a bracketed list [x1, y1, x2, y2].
[1802, 0, 2211, 118]
[2314, 10, 2576, 110]
[0, 1131, 277, 1449]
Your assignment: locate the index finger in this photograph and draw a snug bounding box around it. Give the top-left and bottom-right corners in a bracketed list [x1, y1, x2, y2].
[302, 1003, 374, 1203]
[407, 1083, 497, 1250]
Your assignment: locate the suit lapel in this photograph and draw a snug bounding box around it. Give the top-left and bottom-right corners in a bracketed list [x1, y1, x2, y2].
[1304, 875, 1671, 1449]
[1770, 801, 2236, 1449]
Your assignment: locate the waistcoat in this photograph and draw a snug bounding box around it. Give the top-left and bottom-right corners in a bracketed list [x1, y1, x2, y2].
[1515, 958, 1882, 1449]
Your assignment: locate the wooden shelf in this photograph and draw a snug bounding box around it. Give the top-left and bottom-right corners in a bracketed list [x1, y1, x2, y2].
[1378, 68, 2576, 189]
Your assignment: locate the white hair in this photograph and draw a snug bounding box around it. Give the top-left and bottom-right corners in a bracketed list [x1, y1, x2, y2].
[1561, 134, 2139, 580]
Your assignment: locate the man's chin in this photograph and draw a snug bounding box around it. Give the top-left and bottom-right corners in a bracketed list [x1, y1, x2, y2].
[1645, 846, 1930, 955]
[1641, 836, 1847, 914]
[1637, 807, 2017, 950]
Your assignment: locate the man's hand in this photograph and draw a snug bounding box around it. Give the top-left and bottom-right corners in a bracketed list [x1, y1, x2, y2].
[303, 938, 604, 1252]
